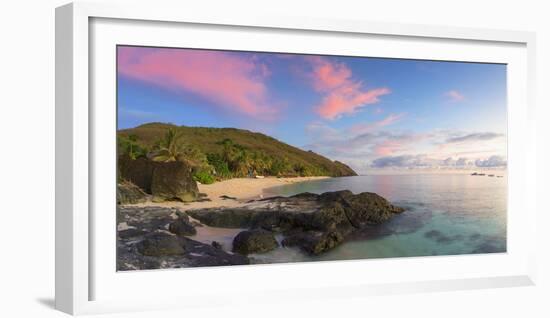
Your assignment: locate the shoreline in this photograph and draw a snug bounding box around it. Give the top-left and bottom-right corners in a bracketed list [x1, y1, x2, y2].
[127, 176, 330, 210]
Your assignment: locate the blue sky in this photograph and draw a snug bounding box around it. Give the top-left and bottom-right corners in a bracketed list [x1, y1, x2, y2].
[118, 46, 507, 173]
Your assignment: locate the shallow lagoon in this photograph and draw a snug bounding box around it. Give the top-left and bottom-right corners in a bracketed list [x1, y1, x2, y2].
[247, 173, 507, 263]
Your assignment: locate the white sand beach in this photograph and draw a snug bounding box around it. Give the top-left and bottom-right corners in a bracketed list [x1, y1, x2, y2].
[130, 176, 329, 210]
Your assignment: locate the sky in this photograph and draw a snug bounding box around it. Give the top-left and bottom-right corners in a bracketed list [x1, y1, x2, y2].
[117, 45, 507, 174]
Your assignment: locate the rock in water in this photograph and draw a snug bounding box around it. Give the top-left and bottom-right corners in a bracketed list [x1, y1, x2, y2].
[151, 161, 199, 202]
[232, 230, 279, 254]
[117, 181, 147, 204]
[188, 190, 405, 255]
[319, 190, 405, 227]
[282, 231, 344, 255]
[188, 190, 404, 232]
[168, 213, 197, 236]
[136, 232, 185, 256]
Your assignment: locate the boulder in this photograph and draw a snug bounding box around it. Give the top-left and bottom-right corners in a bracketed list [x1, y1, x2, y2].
[136, 232, 185, 257]
[118, 156, 199, 202]
[320, 190, 405, 227]
[118, 156, 155, 193]
[151, 161, 199, 202]
[117, 181, 147, 204]
[282, 231, 344, 255]
[168, 214, 197, 236]
[232, 230, 279, 254]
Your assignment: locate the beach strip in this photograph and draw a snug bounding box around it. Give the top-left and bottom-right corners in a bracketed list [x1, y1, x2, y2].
[129, 176, 330, 210]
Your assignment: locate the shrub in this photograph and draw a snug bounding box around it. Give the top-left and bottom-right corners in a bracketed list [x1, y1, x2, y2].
[118, 134, 148, 159]
[206, 153, 232, 179]
[193, 170, 215, 184]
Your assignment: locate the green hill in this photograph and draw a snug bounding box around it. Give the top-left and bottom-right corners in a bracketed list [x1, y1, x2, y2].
[117, 122, 357, 182]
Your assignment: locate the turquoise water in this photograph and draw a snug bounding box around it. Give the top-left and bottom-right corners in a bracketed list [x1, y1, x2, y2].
[251, 174, 507, 263]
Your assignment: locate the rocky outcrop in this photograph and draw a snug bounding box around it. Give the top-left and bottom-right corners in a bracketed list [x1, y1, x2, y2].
[117, 206, 249, 270]
[151, 161, 199, 202]
[168, 213, 197, 236]
[232, 230, 278, 255]
[119, 157, 155, 193]
[187, 190, 404, 255]
[118, 156, 199, 202]
[117, 181, 147, 204]
[137, 232, 185, 256]
[187, 191, 403, 231]
[116, 190, 405, 270]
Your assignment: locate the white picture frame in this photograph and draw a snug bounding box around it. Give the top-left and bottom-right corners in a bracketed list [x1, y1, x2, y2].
[55, 1, 538, 315]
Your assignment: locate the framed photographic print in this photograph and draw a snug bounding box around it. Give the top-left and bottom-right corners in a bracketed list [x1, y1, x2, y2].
[56, 2, 538, 315]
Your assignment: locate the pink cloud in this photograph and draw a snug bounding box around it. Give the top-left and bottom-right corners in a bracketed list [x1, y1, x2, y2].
[118, 47, 277, 118]
[372, 133, 428, 157]
[445, 90, 465, 102]
[305, 56, 391, 120]
[350, 113, 406, 134]
[374, 140, 404, 156]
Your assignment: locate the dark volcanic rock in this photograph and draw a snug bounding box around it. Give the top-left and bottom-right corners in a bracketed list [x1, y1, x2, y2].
[168, 213, 197, 236]
[232, 230, 278, 254]
[117, 205, 178, 232]
[118, 156, 199, 202]
[117, 181, 147, 204]
[322, 190, 405, 227]
[186, 209, 263, 228]
[136, 232, 185, 256]
[118, 228, 148, 239]
[187, 190, 404, 255]
[118, 157, 156, 193]
[151, 161, 199, 202]
[188, 190, 403, 232]
[117, 206, 250, 270]
[282, 231, 344, 255]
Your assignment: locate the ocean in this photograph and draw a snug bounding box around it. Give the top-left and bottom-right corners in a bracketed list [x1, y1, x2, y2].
[248, 173, 507, 264]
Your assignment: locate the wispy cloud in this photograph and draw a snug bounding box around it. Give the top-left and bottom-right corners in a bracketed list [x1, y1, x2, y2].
[350, 113, 406, 134]
[445, 90, 465, 102]
[118, 47, 279, 119]
[303, 122, 506, 173]
[305, 56, 390, 120]
[445, 132, 504, 144]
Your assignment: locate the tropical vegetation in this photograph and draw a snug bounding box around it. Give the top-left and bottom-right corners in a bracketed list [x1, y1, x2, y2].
[117, 122, 357, 183]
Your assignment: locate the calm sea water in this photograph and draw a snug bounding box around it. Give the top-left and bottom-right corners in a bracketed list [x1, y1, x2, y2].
[248, 174, 507, 264]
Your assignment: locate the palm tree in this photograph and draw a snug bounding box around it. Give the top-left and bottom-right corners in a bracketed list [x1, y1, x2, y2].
[149, 128, 185, 162]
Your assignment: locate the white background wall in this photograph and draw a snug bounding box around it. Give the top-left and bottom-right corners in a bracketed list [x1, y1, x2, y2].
[0, 0, 547, 317]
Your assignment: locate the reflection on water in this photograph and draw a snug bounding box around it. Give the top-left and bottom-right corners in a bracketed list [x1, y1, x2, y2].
[253, 174, 507, 263]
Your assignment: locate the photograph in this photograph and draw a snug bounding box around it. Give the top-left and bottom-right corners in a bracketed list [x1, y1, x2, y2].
[116, 45, 507, 271]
